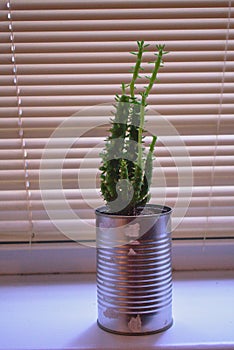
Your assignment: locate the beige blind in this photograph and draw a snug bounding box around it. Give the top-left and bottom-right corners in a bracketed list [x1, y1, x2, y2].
[0, 0, 233, 244]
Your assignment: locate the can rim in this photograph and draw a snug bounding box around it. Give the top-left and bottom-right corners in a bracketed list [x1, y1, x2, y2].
[95, 204, 172, 218]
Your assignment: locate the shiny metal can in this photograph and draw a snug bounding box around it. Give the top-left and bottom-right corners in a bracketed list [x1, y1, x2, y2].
[96, 204, 173, 335]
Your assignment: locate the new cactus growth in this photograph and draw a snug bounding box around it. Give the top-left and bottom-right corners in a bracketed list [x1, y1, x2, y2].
[100, 41, 168, 215]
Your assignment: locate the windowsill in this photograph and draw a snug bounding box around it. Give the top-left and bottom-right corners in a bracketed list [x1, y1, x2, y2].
[0, 271, 233, 350]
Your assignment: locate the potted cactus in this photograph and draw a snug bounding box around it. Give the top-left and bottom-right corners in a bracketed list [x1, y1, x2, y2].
[96, 41, 173, 335]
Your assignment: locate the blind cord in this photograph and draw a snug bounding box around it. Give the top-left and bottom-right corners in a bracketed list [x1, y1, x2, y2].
[7, 0, 34, 244]
[204, 0, 232, 249]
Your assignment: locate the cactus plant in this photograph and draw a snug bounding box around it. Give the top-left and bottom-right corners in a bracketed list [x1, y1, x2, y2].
[99, 41, 168, 215]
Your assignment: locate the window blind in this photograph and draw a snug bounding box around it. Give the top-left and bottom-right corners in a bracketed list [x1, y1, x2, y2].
[0, 0, 233, 244]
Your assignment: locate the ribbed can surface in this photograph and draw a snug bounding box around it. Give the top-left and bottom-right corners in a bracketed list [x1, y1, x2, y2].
[96, 204, 173, 335]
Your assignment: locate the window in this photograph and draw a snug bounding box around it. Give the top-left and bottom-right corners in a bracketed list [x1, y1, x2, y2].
[0, 0, 233, 272]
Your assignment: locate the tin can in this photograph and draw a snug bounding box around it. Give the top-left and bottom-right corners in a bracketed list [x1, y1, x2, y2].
[96, 204, 173, 335]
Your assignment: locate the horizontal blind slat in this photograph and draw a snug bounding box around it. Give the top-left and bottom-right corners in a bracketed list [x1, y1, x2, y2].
[9, 0, 230, 10]
[2, 29, 232, 42]
[2, 61, 234, 74]
[4, 8, 231, 21]
[4, 40, 233, 52]
[1, 197, 233, 212]
[2, 18, 233, 32]
[2, 83, 234, 96]
[12, 72, 234, 85]
[0, 186, 233, 200]
[2, 205, 234, 221]
[1, 145, 234, 160]
[2, 51, 234, 64]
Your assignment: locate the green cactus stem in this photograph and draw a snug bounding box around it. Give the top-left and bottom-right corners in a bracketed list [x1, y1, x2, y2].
[99, 41, 168, 215]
